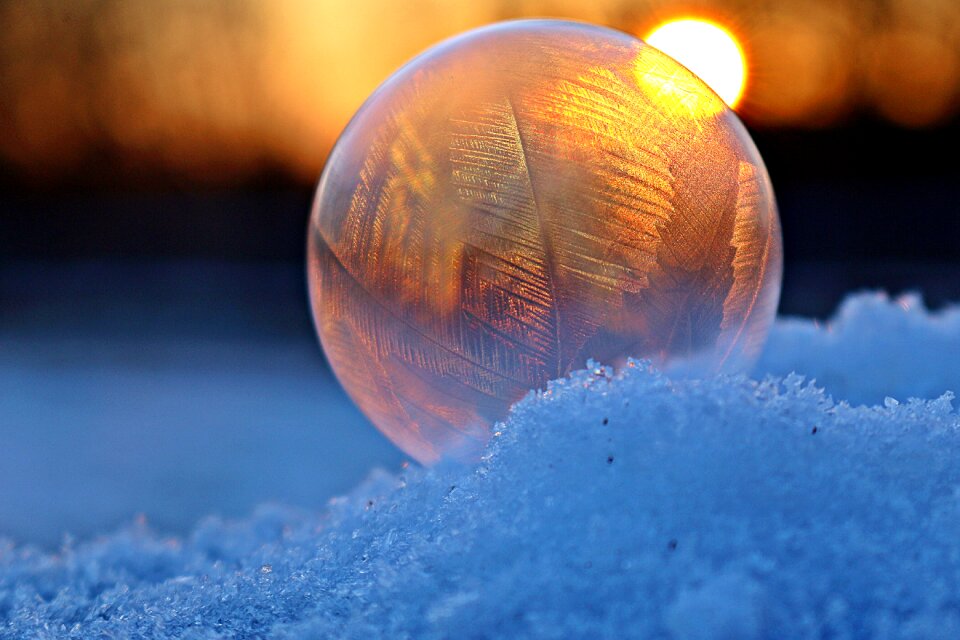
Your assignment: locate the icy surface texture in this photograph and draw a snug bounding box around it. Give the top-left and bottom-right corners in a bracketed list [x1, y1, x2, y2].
[309, 20, 782, 464]
[3, 294, 960, 639]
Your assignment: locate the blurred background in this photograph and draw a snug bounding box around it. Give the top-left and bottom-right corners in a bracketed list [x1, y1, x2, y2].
[2, 0, 959, 545]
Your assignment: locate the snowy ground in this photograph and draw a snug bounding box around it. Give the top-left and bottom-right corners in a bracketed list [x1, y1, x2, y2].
[3, 263, 960, 638]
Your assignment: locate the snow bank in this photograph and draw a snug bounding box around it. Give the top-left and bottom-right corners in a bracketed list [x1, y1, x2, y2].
[760, 292, 960, 406]
[3, 292, 960, 639]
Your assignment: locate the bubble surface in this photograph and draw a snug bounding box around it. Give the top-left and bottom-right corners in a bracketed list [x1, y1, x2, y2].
[308, 20, 782, 463]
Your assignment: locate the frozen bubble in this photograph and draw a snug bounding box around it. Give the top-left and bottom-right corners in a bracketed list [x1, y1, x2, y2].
[308, 20, 782, 463]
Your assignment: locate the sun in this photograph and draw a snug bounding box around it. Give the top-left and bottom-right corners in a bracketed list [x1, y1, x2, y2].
[645, 18, 747, 108]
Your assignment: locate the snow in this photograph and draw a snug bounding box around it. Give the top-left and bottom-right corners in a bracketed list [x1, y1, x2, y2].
[3, 291, 960, 638]
[759, 291, 960, 406]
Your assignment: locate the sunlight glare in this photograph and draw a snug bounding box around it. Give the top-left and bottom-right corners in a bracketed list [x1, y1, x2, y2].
[645, 19, 747, 108]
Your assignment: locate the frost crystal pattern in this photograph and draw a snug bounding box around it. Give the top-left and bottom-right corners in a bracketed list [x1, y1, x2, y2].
[308, 20, 782, 463]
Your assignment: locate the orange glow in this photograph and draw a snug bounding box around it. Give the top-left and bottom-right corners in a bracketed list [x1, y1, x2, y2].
[645, 18, 747, 108]
[633, 46, 726, 120]
[747, 6, 857, 126]
[0, 1, 958, 186]
[865, 27, 959, 127]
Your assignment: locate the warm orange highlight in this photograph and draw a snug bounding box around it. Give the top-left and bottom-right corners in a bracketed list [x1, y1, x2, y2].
[645, 18, 747, 109]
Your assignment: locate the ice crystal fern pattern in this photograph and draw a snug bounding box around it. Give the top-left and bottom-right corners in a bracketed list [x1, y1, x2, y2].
[308, 20, 782, 463]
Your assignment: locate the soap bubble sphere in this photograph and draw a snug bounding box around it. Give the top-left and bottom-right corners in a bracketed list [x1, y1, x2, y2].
[308, 20, 782, 464]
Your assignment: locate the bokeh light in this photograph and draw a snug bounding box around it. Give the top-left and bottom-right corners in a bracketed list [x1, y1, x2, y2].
[0, 0, 958, 187]
[645, 18, 746, 108]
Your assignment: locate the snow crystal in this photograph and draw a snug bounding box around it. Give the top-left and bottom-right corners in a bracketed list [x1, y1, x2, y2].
[2, 292, 960, 639]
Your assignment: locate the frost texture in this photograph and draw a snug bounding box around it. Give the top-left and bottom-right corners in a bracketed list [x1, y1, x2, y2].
[3, 292, 960, 639]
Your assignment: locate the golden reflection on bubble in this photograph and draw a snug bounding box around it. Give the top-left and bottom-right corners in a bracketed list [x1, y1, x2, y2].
[308, 20, 782, 464]
[634, 46, 726, 119]
[644, 18, 747, 109]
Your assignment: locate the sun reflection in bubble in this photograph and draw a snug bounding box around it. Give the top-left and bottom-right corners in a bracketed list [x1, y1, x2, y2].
[645, 18, 747, 109]
[633, 45, 726, 120]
